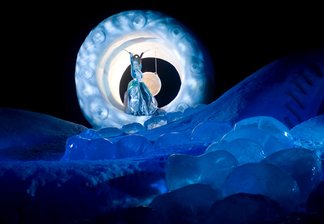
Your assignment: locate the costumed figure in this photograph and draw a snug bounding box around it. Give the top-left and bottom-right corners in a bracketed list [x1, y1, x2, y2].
[124, 51, 158, 116]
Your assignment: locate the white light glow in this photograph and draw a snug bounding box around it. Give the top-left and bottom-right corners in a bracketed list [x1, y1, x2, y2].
[75, 10, 214, 128]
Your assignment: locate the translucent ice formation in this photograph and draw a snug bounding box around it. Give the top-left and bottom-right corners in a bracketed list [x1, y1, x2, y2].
[290, 115, 324, 154]
[115, 134, 154, 159]
[205, 138, 265, 164]
[154, 132, 191, 150]
[62, 135, 116, 160]
[166, 151, 238, 191]
[220, 116, 294, 156]
[222, 163, 301, 212]
[121, 122, 146, 134]
[262, 148, 322, 203]
[191, 121, 233, 146]
[1, 49, 324, 223]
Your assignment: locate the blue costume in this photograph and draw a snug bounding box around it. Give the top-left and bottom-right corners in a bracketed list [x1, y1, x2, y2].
[124, 52, 158, 116]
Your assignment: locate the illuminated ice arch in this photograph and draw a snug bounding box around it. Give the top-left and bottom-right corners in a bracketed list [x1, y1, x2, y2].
[75, 10, 214, 129]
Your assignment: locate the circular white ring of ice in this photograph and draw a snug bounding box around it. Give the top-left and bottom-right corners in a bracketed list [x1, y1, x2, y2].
[75, 10, 214, 129]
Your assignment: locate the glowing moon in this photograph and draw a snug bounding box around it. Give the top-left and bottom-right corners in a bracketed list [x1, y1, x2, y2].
[142, 72, 161, 96]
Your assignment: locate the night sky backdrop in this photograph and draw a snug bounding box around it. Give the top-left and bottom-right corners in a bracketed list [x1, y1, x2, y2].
[1, 1, 323, 128]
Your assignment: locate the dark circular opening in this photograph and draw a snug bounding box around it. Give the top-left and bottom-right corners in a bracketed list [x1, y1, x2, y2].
[119, 58, 181, 107]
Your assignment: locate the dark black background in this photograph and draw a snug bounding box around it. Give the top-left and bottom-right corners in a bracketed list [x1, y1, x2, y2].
[1, 1, 323, 127]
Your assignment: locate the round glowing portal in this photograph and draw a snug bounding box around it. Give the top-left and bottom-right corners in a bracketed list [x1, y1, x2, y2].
[75, 10, 214, 129]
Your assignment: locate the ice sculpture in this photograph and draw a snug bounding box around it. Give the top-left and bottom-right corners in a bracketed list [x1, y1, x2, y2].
[123, 51, 158, 116]
[1, 47, 323, 223]
[73, 49, 323, 145]
[75, 10, 214, 129]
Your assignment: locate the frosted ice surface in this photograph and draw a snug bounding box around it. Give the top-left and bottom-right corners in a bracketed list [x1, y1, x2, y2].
[165, 111, 184, 123]
[77, 127, 125, 143]
[0, 108, 87, 161]
[115, 134, 153, 159]
[121, 122, 146, 134]
[166, 150, 237, 191]
[205, 138, 265, 164]
[221, 129, 289, 156]
[197, 151, 238, 190]
[0, 159, 160, 223]
[290, 115, 324, 153]
[191, 121, 233, 145]
[221, 116, 294, 156]
[78, 128, 101, 139]
[154, 132, 191, 150]
[182, 104, 207, 116]
[234, 116, 292, 135]
[262, 148, 322, 202]
[97, 127, 125, 138]
[222, 163, 300, 212]
[62, 135, 116, 160]
[62, 135, 89, 160]
[85, 138, 116, 160]
[144, 115, 168, 130]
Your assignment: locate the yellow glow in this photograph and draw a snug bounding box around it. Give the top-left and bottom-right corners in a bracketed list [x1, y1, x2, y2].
[142, 72, 162, 96]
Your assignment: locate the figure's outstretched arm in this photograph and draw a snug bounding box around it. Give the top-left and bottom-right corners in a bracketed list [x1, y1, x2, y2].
[123, 49, 133, 61]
